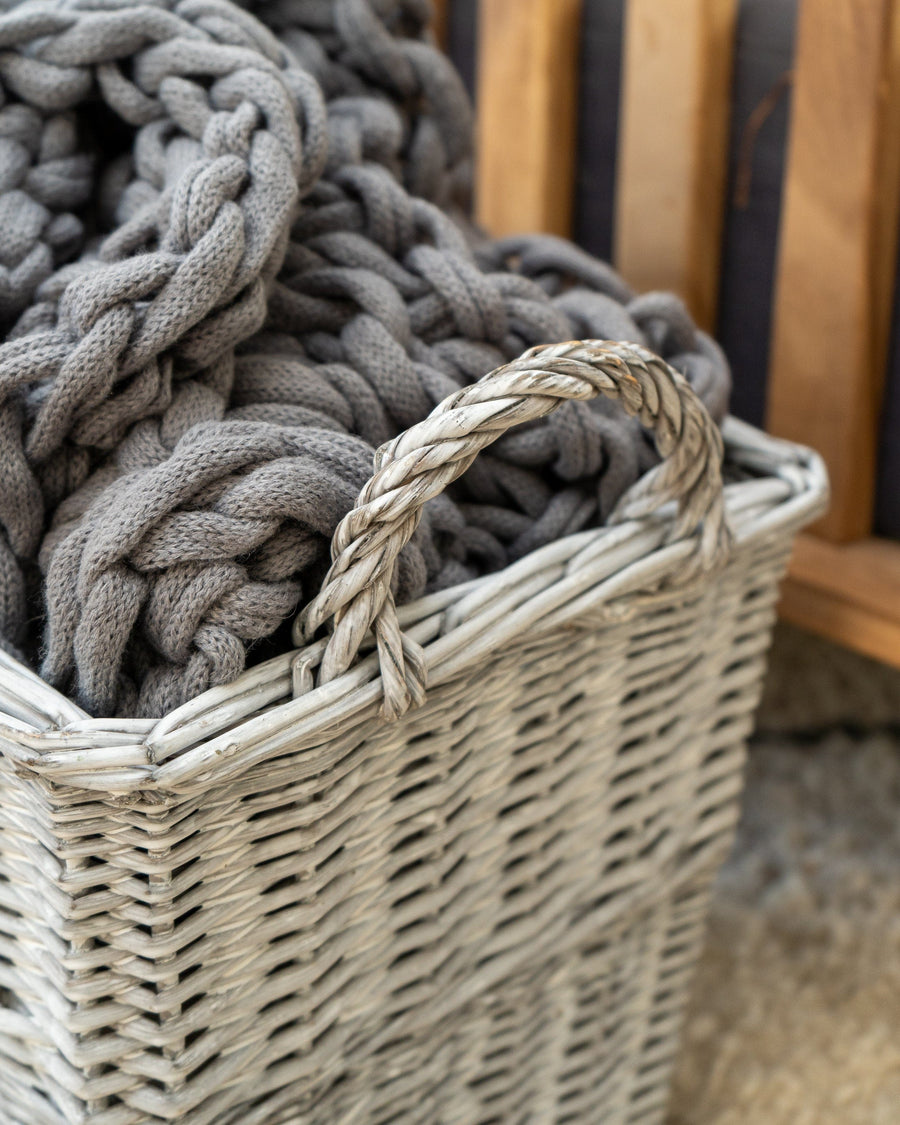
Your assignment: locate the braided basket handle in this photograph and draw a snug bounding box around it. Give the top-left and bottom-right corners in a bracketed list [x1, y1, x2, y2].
[293, 339, 730, 719]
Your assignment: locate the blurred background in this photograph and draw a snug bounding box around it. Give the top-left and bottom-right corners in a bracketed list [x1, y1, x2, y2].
[433, 1, 900, 1119]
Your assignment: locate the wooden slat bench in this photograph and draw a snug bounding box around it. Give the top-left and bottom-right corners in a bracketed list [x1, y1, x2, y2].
[450, 0, 900, 670]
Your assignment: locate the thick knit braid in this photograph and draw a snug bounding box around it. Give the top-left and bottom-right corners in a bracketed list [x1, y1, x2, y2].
[0, 0, 732, 718]
[248, 0, 473, 209]
[0, 0, 328, 652]
[0, 102, 92, 327]
[272, 161, 727, 524]
[40, 162, 730, 716]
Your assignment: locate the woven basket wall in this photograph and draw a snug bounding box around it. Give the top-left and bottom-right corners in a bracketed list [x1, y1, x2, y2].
[0, 343, 827, 1125]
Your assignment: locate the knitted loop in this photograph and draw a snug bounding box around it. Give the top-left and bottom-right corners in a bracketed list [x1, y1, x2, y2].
[299, 340, 730, 721]
[256, 0, 473, 209]
[0, 0, 733, 721]
[0, 0, 326, 647]
[0, 104, 92, 325]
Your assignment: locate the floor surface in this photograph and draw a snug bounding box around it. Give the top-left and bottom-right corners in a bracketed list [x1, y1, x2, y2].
[667, 626, 900, 1125]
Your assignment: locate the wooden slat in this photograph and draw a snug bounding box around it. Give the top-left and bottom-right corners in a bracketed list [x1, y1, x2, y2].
[780, 535, 900, 670]
[431, 0, 449, 51]
[475, 0, 582, 237]
[614, 0, 737, 331]
[767, 0, 900, 541]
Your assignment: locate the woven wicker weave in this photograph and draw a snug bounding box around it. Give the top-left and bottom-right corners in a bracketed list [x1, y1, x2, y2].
[0, 341, 826, 1125]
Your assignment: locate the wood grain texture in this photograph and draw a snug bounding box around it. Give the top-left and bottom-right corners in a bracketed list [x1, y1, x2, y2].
[475, 0, 582, 237]
[780, 535, 900, 669]
[431, 0, 449, 50]
[614, 0, 737, 331]
[767, 0, 900, 541]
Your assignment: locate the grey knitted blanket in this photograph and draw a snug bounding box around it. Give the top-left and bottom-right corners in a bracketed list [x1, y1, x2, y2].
[0, 0, 730, 718]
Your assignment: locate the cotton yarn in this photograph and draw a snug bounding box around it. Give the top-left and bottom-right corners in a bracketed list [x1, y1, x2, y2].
[0, 0, 731, 717]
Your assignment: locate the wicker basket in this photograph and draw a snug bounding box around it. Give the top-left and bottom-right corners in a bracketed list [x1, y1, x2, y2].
[0, 340, 826, 1125]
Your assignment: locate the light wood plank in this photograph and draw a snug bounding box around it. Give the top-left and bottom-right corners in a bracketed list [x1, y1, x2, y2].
[432, 0, 449, 51]
[779, 535, 900, 670]
[779, 581, 900, 671]
[614, 0, 737, 331]
[767, 0, 900, 541]
[475, 0, 582, 237]
[789, 534, 900, 623]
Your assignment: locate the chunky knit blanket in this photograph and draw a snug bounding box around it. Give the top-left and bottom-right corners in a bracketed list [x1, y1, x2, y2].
[0, 0, 730, 718]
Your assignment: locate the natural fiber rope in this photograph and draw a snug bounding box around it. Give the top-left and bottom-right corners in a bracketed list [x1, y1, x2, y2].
[0, 0, 731, 718]
[299, 340, 729, 720]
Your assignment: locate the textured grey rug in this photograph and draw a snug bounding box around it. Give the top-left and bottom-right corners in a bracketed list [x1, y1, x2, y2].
[667, 625, 900, 1124]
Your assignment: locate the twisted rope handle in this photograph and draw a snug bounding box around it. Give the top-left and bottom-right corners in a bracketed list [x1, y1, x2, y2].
[294, 339, 731, 719]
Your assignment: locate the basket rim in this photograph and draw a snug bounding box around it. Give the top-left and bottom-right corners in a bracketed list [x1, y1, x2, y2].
[0, 417, 827, 795]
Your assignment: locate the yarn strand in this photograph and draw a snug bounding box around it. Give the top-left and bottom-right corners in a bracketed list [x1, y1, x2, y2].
[0, 0, 731, 717]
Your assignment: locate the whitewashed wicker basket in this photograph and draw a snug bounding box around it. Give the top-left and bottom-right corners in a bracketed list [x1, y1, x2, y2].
[0, 341, 826, 1125]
